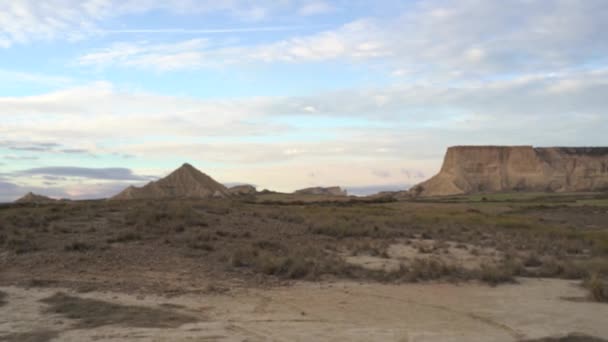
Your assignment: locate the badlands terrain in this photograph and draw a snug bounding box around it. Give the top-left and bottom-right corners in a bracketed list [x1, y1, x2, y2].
[412, 146, 608, 197]
[1, 152, 608, 341]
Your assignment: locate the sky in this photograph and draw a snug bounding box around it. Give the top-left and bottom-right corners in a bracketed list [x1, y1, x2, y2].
[1, 0, 607, 201]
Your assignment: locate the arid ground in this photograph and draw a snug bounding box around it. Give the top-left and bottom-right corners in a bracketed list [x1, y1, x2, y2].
[1, 192, 608, 341]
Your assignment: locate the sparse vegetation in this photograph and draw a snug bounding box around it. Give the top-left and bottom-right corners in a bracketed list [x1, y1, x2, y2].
[106, 232, 142, 244]
[40, 292, 198, 328]
[0, 192, 607, 290]
[5, 237, 39, 254]
[64, 241, 95, 252]
[230, 243, 340, 279]
[0, 290, 7, 307]
[0, 330, 60, 342]
[477, 262, 518, 285]
[584, 274, 608, 303]
[521, 333, 608, 341]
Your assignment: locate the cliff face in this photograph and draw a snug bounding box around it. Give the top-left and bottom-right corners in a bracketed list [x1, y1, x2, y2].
[411, 146, 608, 196]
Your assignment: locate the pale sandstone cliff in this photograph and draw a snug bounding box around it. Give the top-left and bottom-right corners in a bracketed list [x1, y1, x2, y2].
[411, 146, 608, 197]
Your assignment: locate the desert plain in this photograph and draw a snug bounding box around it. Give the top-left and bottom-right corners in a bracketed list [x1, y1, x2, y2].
[2, 190, 608, 341]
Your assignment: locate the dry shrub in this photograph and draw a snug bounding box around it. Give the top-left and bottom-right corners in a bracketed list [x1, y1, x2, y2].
[477, 262, 517, 286]
[64, 241, 95, 252]
[40, 292, 198, 328]
[523, 253, 543, 267]
[526, 257, 588, 279]
[403, 259, 459, 282]
[5, 237, 38, 254]
[585, 274, 608, 303]
[230, 243, 340, 280]
[521, 333, 608, 341]
[0, 329, 60, 342]
[107, 232, 142, 244]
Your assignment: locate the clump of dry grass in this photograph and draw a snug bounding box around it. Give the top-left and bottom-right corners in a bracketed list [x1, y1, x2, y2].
[40, 292, 198, 328]
[0, 290, 7, 307]
[584, 274, 608, 303]
[477, 262, 518, 286]
[0, 329, 60, 342]
[4, 237, 39, 254]
[520, 333, 608, 341]
[64, 241, 95, 252]
[230, 243, 338, 280]
[402, 259, 465, 282]
[106, 232, 142, 244]
[521, 257, 589, 280]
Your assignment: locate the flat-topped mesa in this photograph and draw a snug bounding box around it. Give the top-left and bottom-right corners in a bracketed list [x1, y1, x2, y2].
[294, 186, 348, 196]
[411, 146, 608, 197]
[112, 163, 230, 200]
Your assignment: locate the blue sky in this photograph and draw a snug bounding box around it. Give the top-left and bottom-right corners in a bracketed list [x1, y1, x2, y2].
[1, 0, 607, 201]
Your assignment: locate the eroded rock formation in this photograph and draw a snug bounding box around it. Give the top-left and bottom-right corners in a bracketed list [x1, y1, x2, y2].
[15, 192, 57, 204]
[294, 186, 348, 196]
[228, 184, 257, 196]
[411, 146, 608, 196]
[112, 163, 230, 200]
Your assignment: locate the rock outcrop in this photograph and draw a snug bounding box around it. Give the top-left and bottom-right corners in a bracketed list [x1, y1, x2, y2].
[411, 146, 608, 197]
[228, 184, 257, 196]
[366, 190, 411, 201]
[15, 192, 57, 204]
[294, 186, 348, 196]
[112, 163, 230, 200]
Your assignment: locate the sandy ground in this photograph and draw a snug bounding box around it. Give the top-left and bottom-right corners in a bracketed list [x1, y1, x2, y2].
[1, 278, 607, 341]
[344, 240, 502, 272]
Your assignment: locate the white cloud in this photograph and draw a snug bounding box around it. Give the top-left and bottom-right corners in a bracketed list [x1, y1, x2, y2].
[464, 47, 485, 63]
[0, 69, 73, 86]
[3, 66, 607, 162]
[299, 1, 334, 16]
[71, 0, 608, 82]
[76, 19, 392, 69]
[78, 39, 208, 70]
[0, 0, 338, 47]
[3, 0, 608, 197]
[0, 0, 105, 47]
[2, 65, 607, 196]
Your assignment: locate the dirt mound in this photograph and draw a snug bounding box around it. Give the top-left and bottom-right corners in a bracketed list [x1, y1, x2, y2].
[294, 186, 347, 196]
[14, 192, 57, 204]
[112, 163, 229, 200]
[227, 184, 257, 196]
[411, 146, 608, 197]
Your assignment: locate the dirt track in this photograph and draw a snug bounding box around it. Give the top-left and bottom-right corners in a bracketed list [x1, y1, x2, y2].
[2, 278, 607, 341]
